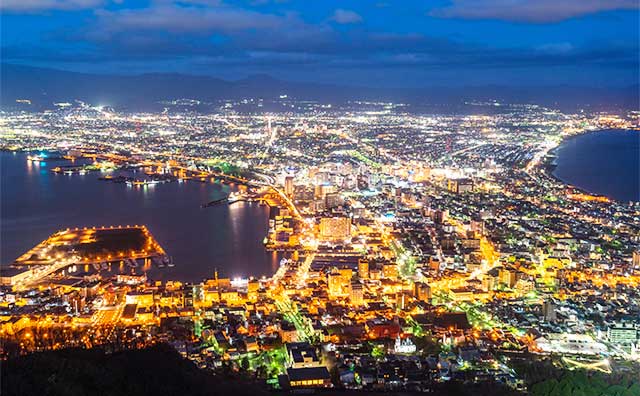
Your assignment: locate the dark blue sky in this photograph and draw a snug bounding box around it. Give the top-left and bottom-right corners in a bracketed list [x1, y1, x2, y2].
[1, 0, 638, 87]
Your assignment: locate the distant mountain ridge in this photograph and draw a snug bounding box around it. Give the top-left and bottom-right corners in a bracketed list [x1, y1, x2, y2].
[1, 63, 637, 111]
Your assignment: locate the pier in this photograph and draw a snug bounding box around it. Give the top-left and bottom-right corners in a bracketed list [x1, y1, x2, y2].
[201, 190, 282, 208]
[11, 225, 168, 290]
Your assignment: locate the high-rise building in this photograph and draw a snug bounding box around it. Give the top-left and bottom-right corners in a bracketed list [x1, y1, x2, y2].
[351, 203, 365, 218]
[314, 183, 335, 200]
[339, 267, 353, 282]
[350, 282, 364, 305]
[315, 171, 330, 184]
[312, 199, 326, 213]
[284, 176, 294, 197]
[382, 263, 398, 279]
[328, 270, 348, 298]
[414, 282, 431, 302]
[447, 178, 474, 194]
[432, 209, 448, 224]
[542, 300, 557, 322]
[499, 267, 517, 288]
[358, 259, 369, 279]
[325, 192, 344, 209]
[395, 292, 408, 310]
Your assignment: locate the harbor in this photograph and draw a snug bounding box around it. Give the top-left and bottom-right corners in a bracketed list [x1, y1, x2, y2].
[2, 152, 280, 282]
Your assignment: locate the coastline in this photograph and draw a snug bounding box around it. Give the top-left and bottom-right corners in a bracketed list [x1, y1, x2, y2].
[538, 129, 639, 202]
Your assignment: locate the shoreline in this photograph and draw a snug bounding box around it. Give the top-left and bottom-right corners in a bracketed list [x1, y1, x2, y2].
[537, 128, 639, 203]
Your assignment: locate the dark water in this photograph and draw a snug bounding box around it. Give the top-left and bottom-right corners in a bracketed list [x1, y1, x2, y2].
[552, 129, 640, 202]
[1, 152, 280, 281]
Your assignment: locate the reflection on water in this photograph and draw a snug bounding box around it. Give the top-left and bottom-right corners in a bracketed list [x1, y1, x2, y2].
[1, 152, 281, 282]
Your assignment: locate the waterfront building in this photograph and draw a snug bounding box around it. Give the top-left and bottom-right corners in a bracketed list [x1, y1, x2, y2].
[0, 267, 31, 286]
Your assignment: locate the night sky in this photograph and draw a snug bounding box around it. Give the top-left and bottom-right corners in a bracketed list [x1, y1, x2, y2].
[1, 0, 638, 87]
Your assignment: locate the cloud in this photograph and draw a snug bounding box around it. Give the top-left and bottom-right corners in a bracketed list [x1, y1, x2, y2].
[16, 25, 636, 72]
[3, 0, 637, 82]
[0, 0, 103, 12]
[431, 0, 639, 23]
[331, 9, 362, 24]
[93, 5, 285, 36]
[82, 1, 327, 58]
[536, 42, 575, 54]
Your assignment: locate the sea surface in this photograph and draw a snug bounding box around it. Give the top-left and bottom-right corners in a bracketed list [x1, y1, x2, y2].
[552, 129, 640, 202]
[0, 152, 281, 282]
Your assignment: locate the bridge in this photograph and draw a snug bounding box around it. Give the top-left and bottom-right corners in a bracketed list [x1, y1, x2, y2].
[201, 189, 294, 212]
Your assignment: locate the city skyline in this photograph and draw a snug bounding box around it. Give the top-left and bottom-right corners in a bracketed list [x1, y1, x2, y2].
[1, 100, 638, 396]
[1, 2, 639, 395]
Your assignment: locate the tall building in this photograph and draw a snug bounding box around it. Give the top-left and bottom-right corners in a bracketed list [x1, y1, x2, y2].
[349, 282, 364, 305]
[338, 267, 353, 282]
[447, 178, 474, 194]
[542, 300, 557, 322]
[312, 199, 326, 213]
[315, 171, 330, 185]
[432, 209, 448, 224]
[325, 192, 344, 209]
[358, 259, 369, 279]
[499, 267, 517, 288]
[395, 292, 408, 310]
[284, 176, 294, 197]
[351, 203, 365, 218]
[327, 270, 348, 298]
[314, 183, 334, 200]
[414, 282, 431, 302]
[382, 263, 399, 279]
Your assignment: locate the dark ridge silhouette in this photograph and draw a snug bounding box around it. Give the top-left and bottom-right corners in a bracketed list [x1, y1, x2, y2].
[1, 344, 270, 396]
[1, 63, 637, 111]
[1, 343, 526, 396]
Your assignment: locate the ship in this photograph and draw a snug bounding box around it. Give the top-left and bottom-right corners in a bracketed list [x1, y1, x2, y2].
[125, 179, 163, 187]
[165, 256, 175, 267]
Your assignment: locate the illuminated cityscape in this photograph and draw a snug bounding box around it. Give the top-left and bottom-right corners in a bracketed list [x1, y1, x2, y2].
[1, 100, 639, 395]
[1, 0, 639, 395]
